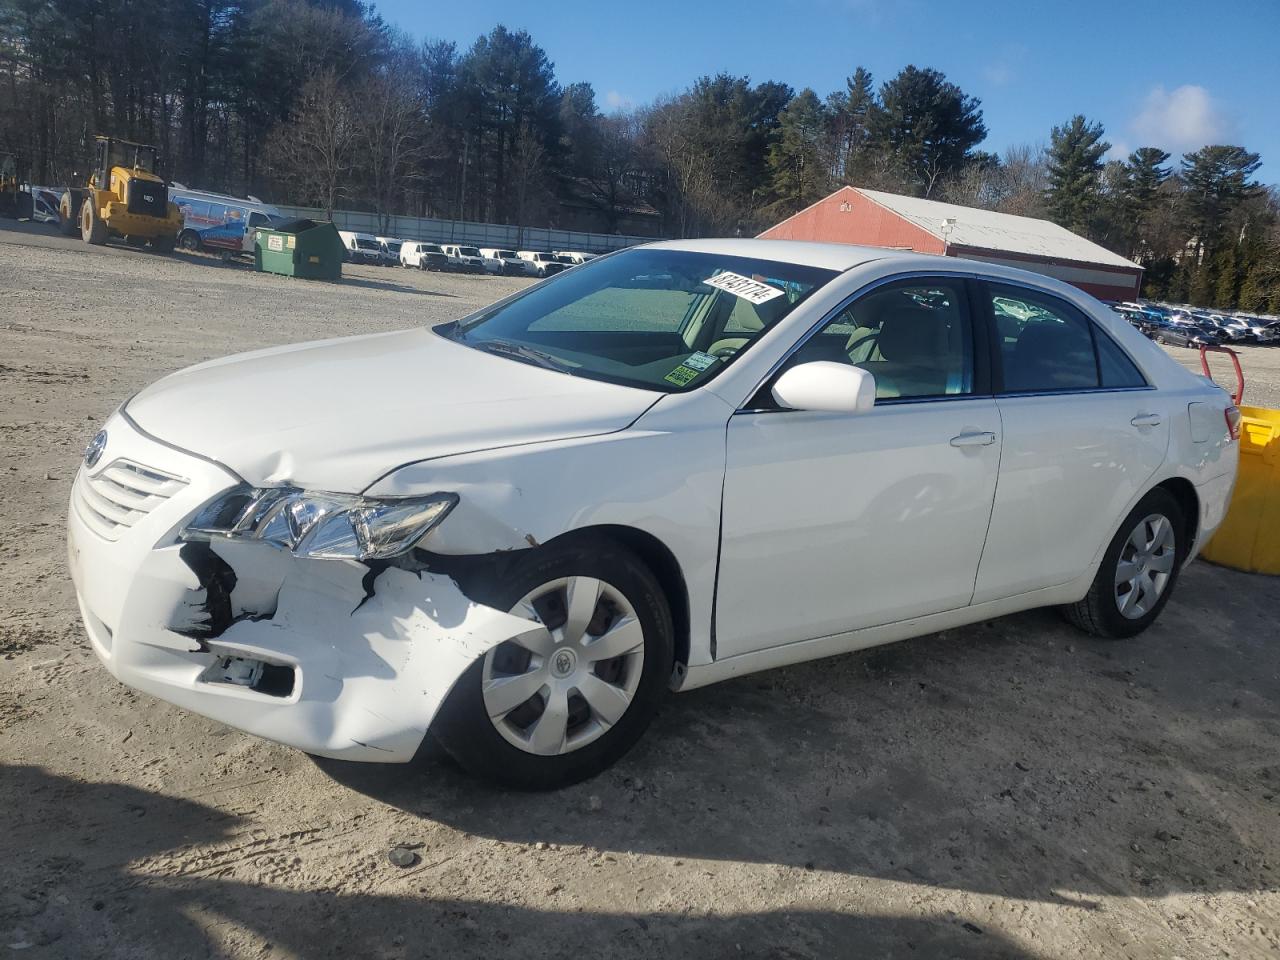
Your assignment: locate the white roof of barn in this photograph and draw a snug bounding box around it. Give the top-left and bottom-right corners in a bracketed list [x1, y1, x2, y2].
[856, 187, 1140, 270]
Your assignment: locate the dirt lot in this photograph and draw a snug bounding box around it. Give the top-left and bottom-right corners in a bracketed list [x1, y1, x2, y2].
[3, 218, 1279, 959]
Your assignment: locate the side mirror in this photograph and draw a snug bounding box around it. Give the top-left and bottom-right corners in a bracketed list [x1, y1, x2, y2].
[771, 361, 876, 414]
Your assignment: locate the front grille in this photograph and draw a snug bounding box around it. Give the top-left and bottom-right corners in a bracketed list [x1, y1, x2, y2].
[126, 179, 167, 218]
[74, 459, 187, 540]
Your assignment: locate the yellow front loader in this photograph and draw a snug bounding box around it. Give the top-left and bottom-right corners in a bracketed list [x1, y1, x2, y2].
[59, 136, 182, 251]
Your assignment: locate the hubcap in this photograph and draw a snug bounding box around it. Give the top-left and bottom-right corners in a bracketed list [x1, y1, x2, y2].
[481, 576, 645, 757]
[1114, 513, 1176, 620]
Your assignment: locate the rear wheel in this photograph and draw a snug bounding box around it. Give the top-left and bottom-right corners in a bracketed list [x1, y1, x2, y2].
[433, 535, 673, 789]
[179, 230, 200, 252]
[151, 234, 175, 254]
[58, 192, 80, 236]
[80, 198, 106, 245]
[1062, 488, 1186, 639]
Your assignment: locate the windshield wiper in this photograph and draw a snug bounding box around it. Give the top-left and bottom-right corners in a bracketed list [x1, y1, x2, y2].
[470, 338, 575, 373]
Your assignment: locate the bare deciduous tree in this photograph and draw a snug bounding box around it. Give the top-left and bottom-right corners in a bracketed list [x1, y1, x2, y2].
[357, 60, 427, 233]
[264, 68, 357, 219]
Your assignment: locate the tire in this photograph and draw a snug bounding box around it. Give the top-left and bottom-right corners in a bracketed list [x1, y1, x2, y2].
[179, 230, 200, 252]
[150, 234, 175, 254]
[58, 192, 80, 236]
[80, 197, 107, 245]
[433, 534, 674, 790]
[1061, 488, 1186, 639]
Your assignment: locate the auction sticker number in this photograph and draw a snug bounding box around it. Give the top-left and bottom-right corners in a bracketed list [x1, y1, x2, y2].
[704, 271, 784, 304]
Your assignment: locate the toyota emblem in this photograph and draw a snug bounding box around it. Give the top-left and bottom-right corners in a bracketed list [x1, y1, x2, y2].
[84, 429, 107, 469]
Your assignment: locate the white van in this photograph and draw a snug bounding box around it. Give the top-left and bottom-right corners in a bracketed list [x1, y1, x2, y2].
[338, 231, 382, 266]
[441, 244, 487, 274]
[401, 241, 450, 270]
[375, 236, 403, 267]
[170, 186, 284, 257]
[517, 251, 566, 277]
[480, 248, 536, 276]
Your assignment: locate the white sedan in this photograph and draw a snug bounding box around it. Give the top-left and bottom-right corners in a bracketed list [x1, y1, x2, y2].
[68, 240, 1239, 789]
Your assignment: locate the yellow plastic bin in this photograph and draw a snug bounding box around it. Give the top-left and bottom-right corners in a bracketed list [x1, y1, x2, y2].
[1201, 405, 1280, 574]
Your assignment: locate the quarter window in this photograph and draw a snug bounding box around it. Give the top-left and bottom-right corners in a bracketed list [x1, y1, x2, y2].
[988, 285, 1146, 393]
[780, 279, 974, 400]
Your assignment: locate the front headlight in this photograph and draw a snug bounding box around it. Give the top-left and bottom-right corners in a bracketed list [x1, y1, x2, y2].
[182, 486, 457, 561]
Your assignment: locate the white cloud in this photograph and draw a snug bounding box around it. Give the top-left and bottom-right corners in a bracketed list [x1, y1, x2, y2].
[1128, 84, 1234, 153]
[603, 90, 633, 112]
[982, 43, 1028, 88]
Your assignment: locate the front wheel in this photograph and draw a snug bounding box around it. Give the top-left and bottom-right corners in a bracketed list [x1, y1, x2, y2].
[1062, 488, 1186, 639]
[433, 535, 674, 789]
[81, 198, 106, 245]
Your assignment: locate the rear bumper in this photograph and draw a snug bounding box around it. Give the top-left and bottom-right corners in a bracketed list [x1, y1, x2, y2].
[68, 415, 529, 762]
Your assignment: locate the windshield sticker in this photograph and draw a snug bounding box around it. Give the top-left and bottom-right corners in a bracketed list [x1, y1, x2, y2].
[664, 364, 700, 387]
[683, 351, 718, 371]
[705, 270, 785, 305]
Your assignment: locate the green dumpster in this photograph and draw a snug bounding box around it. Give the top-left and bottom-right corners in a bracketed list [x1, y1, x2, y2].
[254, 218, 344, 281]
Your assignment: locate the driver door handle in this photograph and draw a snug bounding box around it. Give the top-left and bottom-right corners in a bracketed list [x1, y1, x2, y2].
[1130, 413, 1163, 428]
[950, 431, 996, 447]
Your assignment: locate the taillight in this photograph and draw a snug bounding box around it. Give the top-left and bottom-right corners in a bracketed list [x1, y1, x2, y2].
[1225, 405, 1241, 441]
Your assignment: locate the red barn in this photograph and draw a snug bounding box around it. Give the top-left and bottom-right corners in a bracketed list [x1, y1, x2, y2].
[758, 186, 1143, 301]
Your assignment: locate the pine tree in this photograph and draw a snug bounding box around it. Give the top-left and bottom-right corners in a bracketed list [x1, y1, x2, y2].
[869, 66, 986, 196]
[1044, 115, 1109, 236]
[766, 89, 830, 216]
[1181, 145, 1262, 254]
[827, 67, 876, 182]
[1213, 242, 1240, 308]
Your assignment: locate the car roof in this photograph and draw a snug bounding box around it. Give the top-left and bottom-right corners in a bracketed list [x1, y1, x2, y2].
[638, 238, 1115, 308]
[646, 238, 890, 271]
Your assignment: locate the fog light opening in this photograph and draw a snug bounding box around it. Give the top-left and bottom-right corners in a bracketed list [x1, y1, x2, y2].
[201, 655, 296, 698]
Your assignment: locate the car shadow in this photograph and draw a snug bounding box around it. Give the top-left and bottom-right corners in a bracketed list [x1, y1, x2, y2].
[0, 764, 1031, 958]
[320, 559, 1280, 908]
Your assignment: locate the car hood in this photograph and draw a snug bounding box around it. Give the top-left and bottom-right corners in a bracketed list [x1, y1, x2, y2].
[125, 328, 658, 490]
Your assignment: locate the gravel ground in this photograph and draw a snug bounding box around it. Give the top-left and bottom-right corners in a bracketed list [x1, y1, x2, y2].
[3, 218, 1280, 960]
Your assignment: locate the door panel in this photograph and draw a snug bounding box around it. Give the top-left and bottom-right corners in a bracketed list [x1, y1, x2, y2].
[715, 399, 1002, 659]
[972, 392, 1169, 603]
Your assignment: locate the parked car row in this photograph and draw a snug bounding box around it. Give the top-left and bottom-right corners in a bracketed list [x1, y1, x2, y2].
[1109, 300, 1280, 349]
[339, 229, 600, 278]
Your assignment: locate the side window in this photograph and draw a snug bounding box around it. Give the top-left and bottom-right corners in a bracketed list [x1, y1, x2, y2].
[989, 285, 1097, 392]
[989, 284, 1148, 392]
[1096, 330, 1147, 387]
[781, 279, 974, 400]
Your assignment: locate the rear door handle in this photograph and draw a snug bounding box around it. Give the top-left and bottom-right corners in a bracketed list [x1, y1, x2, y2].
[950, 431, 996, 447]
[1130, 413, 1163, 428]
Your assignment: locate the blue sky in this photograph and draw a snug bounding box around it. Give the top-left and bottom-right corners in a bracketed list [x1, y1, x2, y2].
[376, 0, 1280, 182]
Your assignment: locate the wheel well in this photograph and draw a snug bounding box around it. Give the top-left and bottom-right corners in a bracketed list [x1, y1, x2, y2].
[573, 524, 691, 670]
[1155, 477, 1200, 554]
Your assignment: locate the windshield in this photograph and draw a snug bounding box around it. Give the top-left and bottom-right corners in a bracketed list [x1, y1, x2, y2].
[459, 246, 481, 257]
[385, 242, 401, 252]
[498, 250, 517, 258]
[357, 239, 378, 250]
[440, 248, 836, 392]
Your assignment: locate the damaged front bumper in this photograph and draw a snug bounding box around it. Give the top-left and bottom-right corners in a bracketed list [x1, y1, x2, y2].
[68, 414, 534, 762]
